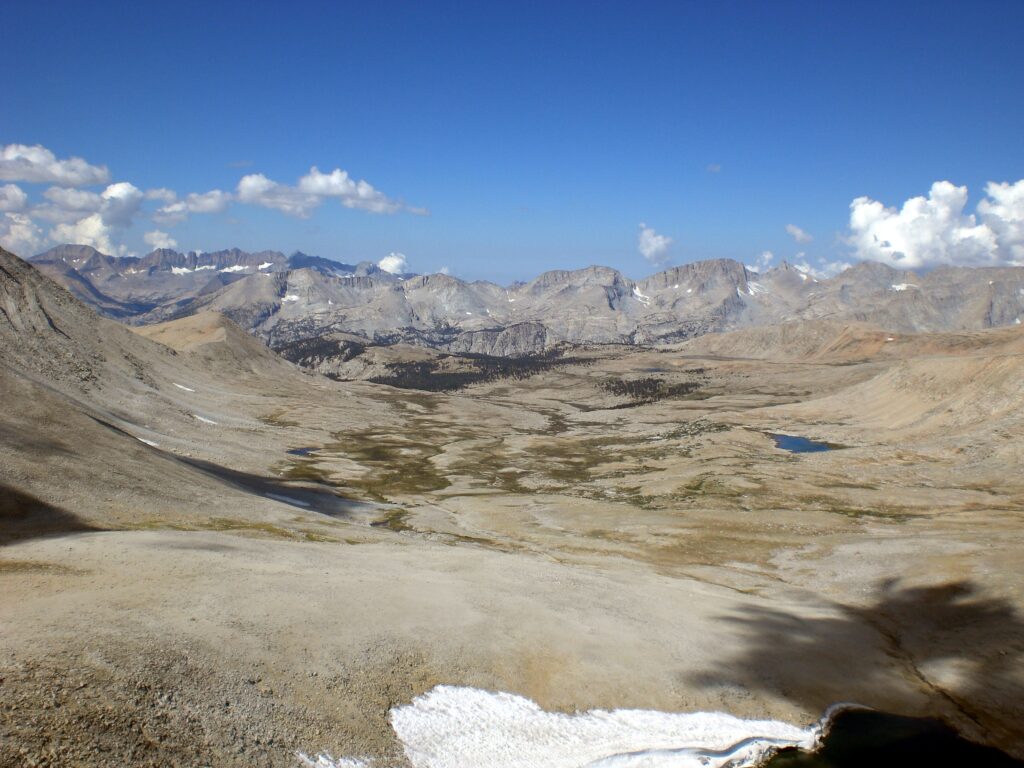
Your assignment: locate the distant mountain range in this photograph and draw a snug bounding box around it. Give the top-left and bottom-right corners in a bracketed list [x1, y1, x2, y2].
[28, 244, 1024, 357]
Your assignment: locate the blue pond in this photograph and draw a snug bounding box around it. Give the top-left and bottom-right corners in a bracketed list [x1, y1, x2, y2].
[770, 434, 833, 453]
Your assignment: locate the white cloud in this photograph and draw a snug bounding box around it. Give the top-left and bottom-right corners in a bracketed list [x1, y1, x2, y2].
[155, 189, 231, 224]
[638, 223, 672, 265]
[0, 212, 44, 256]
[145, 187, 177, 203]
[99, 182, 145, 227]
[43, 186, 102, 212]
[236, 173, 317, 217]
[846, 180, 1024, 268]
[0, 143, 110, 187]
[144, 230, 178, 250]
[746, 250, 774, 272]
[298, 166, 404, 214]
[237, 166, 420, 218]
[977, 180, 1024, 264]
[32, 186, 104, 224]
[50, 213, 118, 255]
[814, 258, 853, 278]
[0, 184, 28, 212]
[185, 189, 231, 213]
[438, 266, 451, 275]
[378, 252, 408, 274]
[786, 224, 813, 243]
[791, 257, 852, 280]
[40, 181, 145, 255]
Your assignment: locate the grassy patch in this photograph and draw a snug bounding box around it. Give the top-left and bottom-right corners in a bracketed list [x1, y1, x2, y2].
[0, 560, 78, 574]
[259, 410, 300, 427]
[370, 508, 414, 533]
[367, 349, 591, 392]
[282, 459, 336, 484]
[128, 517, 350, 542]
[599, 376, 707, 404]
[323, 428, 450, 500]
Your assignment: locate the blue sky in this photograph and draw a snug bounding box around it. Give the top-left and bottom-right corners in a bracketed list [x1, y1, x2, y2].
[2, 0, 1023, 282]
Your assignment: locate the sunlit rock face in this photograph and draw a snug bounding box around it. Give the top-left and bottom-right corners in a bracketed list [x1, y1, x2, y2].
[26, 246, 1024, 359]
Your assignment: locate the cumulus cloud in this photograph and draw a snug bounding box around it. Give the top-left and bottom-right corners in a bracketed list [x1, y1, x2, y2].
[977, 180, 1024, 264]
[790, 257, 852, 280]
[438, 266, 451, 275]
[378, 252, 408, 274]
[98, 182, 145, 227]
[298, 167, 404, 214]
[848, 180, 1024, 268]
[143, 230, 178, 250]
[50, 213, 119, 255]
[237, 166, 421, 218]
[638, 223, 672, 265]
[0, 143, 110, 187]
[746, 250, 774, 272]
[0, 212, 44, 255]
[2, 142, 426, 255]
[0, 184, 28, 212]
[813, 258, 853, 278]
[786, 224, 812, 243]
[155, 189, 231, 224]
[32, 186, 103, 223]
[42, 182, 145, 254]
[43, 186, 102, 212]
[145, 187, 177, 203]
[236, 173, 316, 217]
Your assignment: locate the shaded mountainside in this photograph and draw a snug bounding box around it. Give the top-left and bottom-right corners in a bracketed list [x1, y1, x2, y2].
[0, 245, 321, 536]
[21, 244, 1024, 360]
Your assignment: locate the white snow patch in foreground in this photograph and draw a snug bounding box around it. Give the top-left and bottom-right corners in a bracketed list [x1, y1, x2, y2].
[282, 294, 300, 302]
[301, 686, 821, 768]
[298, 756, 371, 768]
[890, 283, 918, 291]
[633, 286, 651, 305]
[173, 383, 195, 392]
[194, 264, 216, 271]
[886, 337, 895, 342]
[193, 415, 217, 425]
[266, 493, 310, 508]
[1016, 318, 1022, 325]
[259, 262, 274, 270]
[136, 437, 159, 448]
[171, 266, 193, 275]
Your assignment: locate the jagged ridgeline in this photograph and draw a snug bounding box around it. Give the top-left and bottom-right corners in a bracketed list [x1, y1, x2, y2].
[25, 244, 1024, 368]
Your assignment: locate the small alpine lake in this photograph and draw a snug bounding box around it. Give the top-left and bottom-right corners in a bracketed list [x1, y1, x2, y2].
[769, 434, 836, 453]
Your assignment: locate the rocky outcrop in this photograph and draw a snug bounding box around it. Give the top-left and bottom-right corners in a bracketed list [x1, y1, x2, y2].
[23, 244, 1024, 360]
[445, 322, 553, 356]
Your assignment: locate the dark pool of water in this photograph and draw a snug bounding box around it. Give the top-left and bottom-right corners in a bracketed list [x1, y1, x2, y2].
[769, 434, 833, 453]
[286, 447, 317, 457]
[766, 710, 1023, 767]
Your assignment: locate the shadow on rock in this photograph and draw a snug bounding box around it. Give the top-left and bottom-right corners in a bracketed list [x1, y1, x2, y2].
[0, 483, 102, 544]
[691, 579, 1024, 754]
